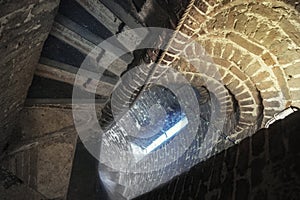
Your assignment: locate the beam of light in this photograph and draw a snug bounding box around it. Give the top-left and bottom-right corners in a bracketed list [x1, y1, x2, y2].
[165, 116, 188, 138]
[143, 116, 188, 154]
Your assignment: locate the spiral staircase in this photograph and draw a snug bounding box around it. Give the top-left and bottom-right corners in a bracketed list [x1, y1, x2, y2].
[1, 0, 300, 199]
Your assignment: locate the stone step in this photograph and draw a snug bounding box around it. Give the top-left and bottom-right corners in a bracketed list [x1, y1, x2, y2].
[35, 58, 118, 97]
[100, 0, 143, 29]
[53, 14, 133, 76]
[1, 105, 79, 199]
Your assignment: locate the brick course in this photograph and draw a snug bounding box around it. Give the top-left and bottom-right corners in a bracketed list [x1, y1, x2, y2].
[160, 0, 300, 142]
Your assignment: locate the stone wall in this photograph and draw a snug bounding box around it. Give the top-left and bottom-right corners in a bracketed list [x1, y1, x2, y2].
[0, 0, 60, 153]
[134, 111, 300, 200]
[1, 105, 78, 199]
[0, 167, 46, 200]
[96, 1, 300, 198]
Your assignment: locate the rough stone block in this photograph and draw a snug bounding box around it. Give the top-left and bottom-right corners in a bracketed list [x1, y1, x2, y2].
[220, 171, 234, 200]
[213, 42, 223, 57]
[222, 43, 234, 59]
[251, 4, 282, 21]
[189, 7, 206, 24]
[288, 77, 300, 88]
[230, 66, 248, 81]
[245, 61, 261, 77]
[268, 125, 286, 162]
[279, 17, 300, 47]
[209, 152, 225, 190]
[271, 66, 290, 103]
[226, 32, 263, 55]
[213, 58, 231, 69]
[184, 18, 199, 32]
[237, 137, 250, 176]
[250, 157, 265, 188]
[240, 106, 255, 113]
[180, 24, 195, 37]
[230, 49, 242, 65]
[194, 1, 208, 13]
[225, 144, 237, 171]
[202, 40, 214, 55]
[260, 90, 280, 99]
[235, 91, 251, 101]
[254, 23, 269, 42]
[239, 56, 253, 71]
[234, 14, 248, 33]
[252, 71, 270, 82]
[227, 79, 240, 91]
[263, 100, 281, 108]
[244, 16, 259, 37]
[261, 52, 275, 66]
[284, 62, 300, 76]
[256, 80, 274, 91]
[277, 50, 300, 65]
[269, 39, 289, 55]
[251, 129, 265, 157]
[213, 12, 227, 30]
[226, 9, 237, 29]
[231, 85, 245, 94]
[291, 90, 300, 101]
[235, 178, 250, 200]
[222, 73, 234, 85]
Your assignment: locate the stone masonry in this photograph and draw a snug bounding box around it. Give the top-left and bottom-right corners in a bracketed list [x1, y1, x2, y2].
[0, 0, 60, 154]
[159, 0, 300, 143]
[1, 105, 78, 199]
[135, 110, 300, 200]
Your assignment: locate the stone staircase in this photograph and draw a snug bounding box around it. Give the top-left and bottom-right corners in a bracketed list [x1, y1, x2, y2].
[1, 0, 183, 199]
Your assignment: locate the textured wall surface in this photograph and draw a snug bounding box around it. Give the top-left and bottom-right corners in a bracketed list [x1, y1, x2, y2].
[135, 111, 300, 200]
[1, 0, 300, 199]
[96, 0, 300, 198]
[0, 166, 47, 200]
[1, 105, 78, 199]
[160, 0, 300, 143]
[0, 0, 60, 153]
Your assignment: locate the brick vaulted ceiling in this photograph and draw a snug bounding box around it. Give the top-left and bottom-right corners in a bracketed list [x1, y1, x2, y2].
[1, 0, 300, 199]
[100, 0, 300, 149]
[93, 0, 300, 198]
[158, 0, 300, 142]
[22, 0, 300, 145]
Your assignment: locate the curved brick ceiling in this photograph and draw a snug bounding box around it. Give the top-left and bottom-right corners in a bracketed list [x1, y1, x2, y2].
[158, 0, 300, 142]
[6, 0, 298, 199]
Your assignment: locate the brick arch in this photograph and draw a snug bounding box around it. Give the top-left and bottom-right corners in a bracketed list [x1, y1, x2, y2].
[164, 40, 264, 136]
[183, 0, 300, 107]
[181, 71, 239, 146]
[177, 54, 263, 139]
[158, 0, 300, 140]
[197, 36, 287, 124]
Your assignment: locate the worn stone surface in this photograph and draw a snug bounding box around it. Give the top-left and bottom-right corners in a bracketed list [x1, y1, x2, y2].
[0, 166, 46, 200]
[1, 105, 78, 199]
[19, 105, 74, 139]
[0, 0, 60, 154]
